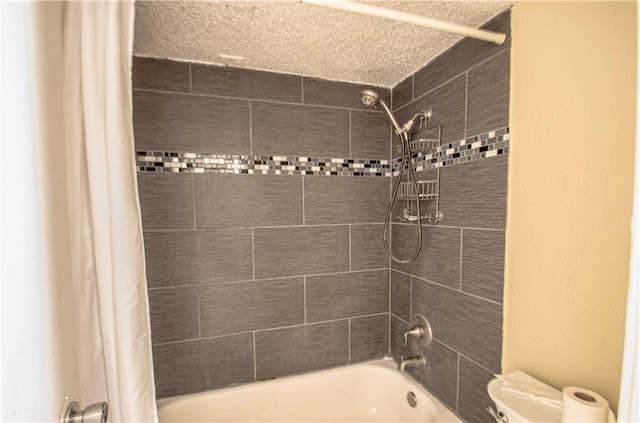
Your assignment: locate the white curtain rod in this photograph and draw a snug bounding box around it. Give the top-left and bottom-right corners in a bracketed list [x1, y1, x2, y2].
[301, 0, 506, 45]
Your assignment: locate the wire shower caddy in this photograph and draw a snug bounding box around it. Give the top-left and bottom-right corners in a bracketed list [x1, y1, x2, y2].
[397, 113, 443, 224]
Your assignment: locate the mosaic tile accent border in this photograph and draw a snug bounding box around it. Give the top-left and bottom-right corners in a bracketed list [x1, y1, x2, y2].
[136, 127, 509, 176]
[395, 127, 509, 175]
[137, 153, 390, 176]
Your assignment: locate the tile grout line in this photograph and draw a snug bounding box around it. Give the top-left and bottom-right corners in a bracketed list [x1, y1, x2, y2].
[253, 332, 257, 381]
[464, 72, 469, 139]
[191, 173, 197, 229]
[251, 228, 256, 281]
[248, 100, 254, 155]
[456, 353, 460, 413]
[459, 228, 464, 291]
[393, 269, 503, 306]
[391, 313, 411, 326]
[147, 268, 391, 291]
[348, 318, 351, 363]
[302, 177, 306, 225]
[388, 223, 506, 232]
[348, 224, 352, 271]
[428, 335, 498, 374]
[390, 85, 394, 111]
[189, 63, 193, 93]
[395, 73, 464, 114]
[153, 313, 390, 346]
[389, 126, 393, 164]
[303, 277, 307, 324]
[348, 110, 352, 158]
[411, 74, 415, 101]
[388, 269, 392, 357]
[300, 77, 305, 104]
[143, 221, 391, 234]
[388, 266, 392, 316]
[409, 276, 413, 319]
[457, 350, 500, 374]
[387, 312, 391, 358]
[196, 288, 202, 338]
[133, 87, 384, 114]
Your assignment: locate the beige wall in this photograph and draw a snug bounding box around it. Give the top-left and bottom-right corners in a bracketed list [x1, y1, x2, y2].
[2, 2, 79, 419]
[504, 1, 636, 412]
[33, 0, 81, 410]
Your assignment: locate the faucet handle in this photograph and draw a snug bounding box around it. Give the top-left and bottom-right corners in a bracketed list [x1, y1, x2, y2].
[403, 326, 423, 345]
[402, 315, 433, 348]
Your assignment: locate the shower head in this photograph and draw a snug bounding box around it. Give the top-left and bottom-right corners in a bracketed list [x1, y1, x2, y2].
[360, 89, 380, 108]
[360, 89, 403, 135]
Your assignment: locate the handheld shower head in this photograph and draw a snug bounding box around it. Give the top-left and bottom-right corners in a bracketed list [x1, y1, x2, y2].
[360, 89, 380, 108]
[360, 89, 403, 135]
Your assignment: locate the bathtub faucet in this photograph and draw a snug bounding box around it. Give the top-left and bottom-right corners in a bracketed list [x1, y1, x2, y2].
[399, 355, 427, 372]
[403, 326, 423, 345]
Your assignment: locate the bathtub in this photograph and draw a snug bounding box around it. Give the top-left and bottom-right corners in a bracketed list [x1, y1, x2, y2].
[157, 359, 461, 422]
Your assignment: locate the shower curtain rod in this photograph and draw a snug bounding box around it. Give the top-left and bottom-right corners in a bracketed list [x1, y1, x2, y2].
[301, 0, 506, 45]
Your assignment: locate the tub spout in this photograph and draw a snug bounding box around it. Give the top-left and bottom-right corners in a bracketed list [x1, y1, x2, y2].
[399, 355, 427, 372]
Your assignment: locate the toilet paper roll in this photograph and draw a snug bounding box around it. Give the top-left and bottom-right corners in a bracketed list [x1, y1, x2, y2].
[561, 387, 610, 423]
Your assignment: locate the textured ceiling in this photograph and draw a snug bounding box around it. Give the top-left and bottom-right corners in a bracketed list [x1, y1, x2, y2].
[134, 1, 511, 88]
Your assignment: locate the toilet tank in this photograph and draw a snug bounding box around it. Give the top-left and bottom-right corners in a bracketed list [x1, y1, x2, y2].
[487, 371, 563, 423]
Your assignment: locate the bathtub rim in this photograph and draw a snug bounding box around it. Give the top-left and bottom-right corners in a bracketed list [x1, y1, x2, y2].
[156, 358, 461, 422]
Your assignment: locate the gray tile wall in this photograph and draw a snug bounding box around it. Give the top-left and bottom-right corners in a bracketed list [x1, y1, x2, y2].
[135, 9, 510, 416]
[389, 9, 510, 423]
[134, 58, 392, 399]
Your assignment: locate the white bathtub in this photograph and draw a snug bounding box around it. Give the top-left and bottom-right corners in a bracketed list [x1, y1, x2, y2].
[157, 359, 461, 422]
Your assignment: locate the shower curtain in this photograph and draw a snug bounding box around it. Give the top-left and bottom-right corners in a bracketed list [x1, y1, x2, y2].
[63, 1, 157, 421]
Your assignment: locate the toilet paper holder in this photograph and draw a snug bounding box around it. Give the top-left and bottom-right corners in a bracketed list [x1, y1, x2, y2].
[63, 400, 108, 423]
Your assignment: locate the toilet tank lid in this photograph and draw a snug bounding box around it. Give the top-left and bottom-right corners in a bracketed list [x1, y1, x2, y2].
[488, 371, 563, 423]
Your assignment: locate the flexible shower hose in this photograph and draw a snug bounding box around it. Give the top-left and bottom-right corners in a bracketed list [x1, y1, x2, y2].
[383, 131, 423, 264]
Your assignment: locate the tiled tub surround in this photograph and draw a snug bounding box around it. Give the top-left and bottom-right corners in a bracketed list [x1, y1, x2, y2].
[135, 9, 510, 422]
[134, 57, 395, 400]
[141, 172, 392, 399]
[388, 10, 510, 423]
